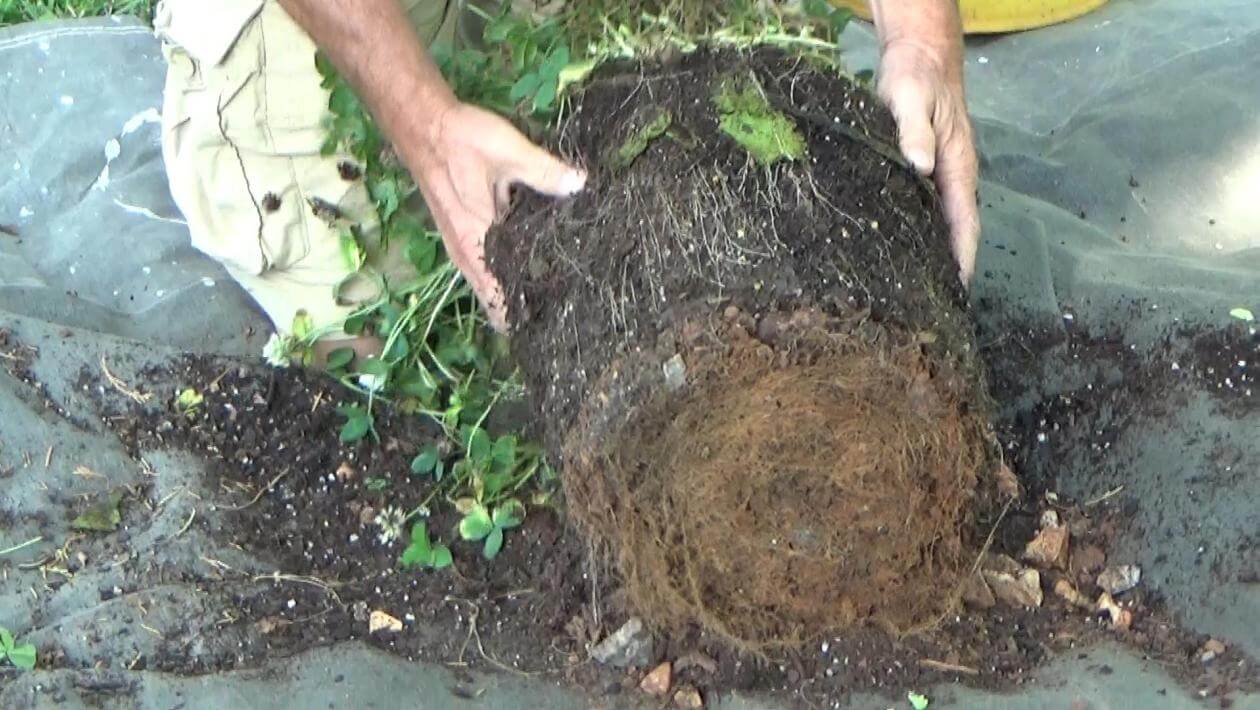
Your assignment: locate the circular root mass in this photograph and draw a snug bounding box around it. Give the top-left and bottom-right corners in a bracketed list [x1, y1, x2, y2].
[566, 324, 987, 651]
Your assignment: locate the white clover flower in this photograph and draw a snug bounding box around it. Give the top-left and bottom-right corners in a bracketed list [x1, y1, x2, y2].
[357, 372, 387, 392]
[374, 505, 406, 545]
[263, 333, 293, 368]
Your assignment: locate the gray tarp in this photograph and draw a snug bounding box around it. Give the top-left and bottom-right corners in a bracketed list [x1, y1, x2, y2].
[2, 2, 1258, 707]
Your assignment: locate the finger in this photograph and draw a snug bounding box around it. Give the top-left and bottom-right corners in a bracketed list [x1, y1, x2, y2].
[935, 122, 981, 285]
[482, 281, 509, 333]
[500, 131, 586, 197]
[879, 76, 937, 176]
[431, 202, 509, 328]
[493, 178, 512, 224]
[463, 259, 508, 332]
[457, 244, 510, 331]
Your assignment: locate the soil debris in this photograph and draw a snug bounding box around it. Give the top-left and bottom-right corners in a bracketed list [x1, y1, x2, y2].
[1199, 639, 1227, 664]
[334, 461, 356, 481]
[369, 609, 403, 634]
[1096, 592, 1133, 631]
[1097, 565, 1142, 596]
[1023, 519, 1070, 570]
[674, 651, 718, 675]
[995, 462, 1022, 500]
[590, 617, 653, 668]
[1053, 579, 1093, 610]
[983, 567, 1043, 608]
[959, 573, 996, 610]
[1070, 545, 1107, 581]
[640, 661, 672, 696]
[673, 685, 704, 708]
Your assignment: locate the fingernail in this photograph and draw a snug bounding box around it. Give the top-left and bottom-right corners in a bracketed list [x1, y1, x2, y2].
[559, 169, 586, 195]
[906, 149, 932, 174]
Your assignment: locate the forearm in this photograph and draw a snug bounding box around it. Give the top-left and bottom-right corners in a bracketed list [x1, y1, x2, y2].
[868, 1, 963, 75]
[278, 0, 455, 164]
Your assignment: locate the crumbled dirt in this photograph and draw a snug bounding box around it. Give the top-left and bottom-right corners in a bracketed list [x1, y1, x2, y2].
[0, 327, 82, 427]
[100, 357, 594, 680]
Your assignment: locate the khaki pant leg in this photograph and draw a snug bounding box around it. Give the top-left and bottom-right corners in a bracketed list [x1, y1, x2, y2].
[158, 0, 460, 339]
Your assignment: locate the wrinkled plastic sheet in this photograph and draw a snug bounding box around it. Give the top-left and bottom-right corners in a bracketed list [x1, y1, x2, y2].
[2, 3, 1259, 708]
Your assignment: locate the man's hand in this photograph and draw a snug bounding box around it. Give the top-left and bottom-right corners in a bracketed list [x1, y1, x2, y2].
[279, 0, 584, 331]
[405, 103, 585, 331]
[870, 1, 980, 284]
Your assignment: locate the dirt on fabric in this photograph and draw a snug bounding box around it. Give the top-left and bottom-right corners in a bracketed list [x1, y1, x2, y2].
[68, 344, 1257, 707]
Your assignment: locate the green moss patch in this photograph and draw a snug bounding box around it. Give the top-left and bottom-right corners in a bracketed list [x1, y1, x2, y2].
[611, 108, 674, 169]
[712, 78, 806, 165]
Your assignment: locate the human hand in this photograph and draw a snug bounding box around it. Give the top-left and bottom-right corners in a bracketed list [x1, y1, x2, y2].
[404, 102, 586, 330]
[877, 37, 980, 284]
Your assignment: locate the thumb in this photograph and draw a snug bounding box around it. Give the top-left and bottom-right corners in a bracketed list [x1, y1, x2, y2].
[880, 76, 937, 176]
[502, 133, 587, 197]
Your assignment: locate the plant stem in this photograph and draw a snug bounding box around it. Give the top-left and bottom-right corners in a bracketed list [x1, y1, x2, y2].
[0, 536, 43, 557]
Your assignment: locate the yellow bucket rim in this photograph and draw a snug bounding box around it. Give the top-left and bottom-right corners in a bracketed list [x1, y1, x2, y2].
[829, 0, 1111, 35]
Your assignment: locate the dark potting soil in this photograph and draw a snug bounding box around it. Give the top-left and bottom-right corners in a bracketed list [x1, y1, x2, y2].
[487, 48, 979, 462]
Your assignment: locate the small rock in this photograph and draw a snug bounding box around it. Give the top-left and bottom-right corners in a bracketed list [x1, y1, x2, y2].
[673, 685, 703, 708]
[995, 463, 1022, 500]
[335, 461, 356, 481]
[1023, 524, 1070, 570]
[590, 617, 653, 668]
[674, 651, 718, 675]
[1096, 592, 1132, 631]
[369, 609, 402, 634]
[1070, 545, 1106, 579]
[960, 572, 995, 610]
[1053, 579, 1093, 610]
[640, 661, 672, 696]
[984, 568, 1043, 608]
[1097, 565, 1141, 595]
[662, 354, 687, 391]
[254, 616, 285, 634]
[1199, 639, 1226, 663]
[982, 553, 1023, 575]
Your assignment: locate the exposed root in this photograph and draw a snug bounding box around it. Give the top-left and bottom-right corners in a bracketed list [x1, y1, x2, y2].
[566, 316, 989, 652]
[101, 356, 152, 404]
